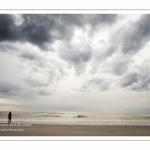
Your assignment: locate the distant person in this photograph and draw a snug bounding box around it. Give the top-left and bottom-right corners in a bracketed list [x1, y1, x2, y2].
[8, 112, 12, 124]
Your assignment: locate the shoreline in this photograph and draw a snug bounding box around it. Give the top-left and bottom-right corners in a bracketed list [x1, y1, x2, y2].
[1, 124, 150, 136]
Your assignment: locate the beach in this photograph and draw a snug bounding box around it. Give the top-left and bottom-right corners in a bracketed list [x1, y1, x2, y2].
[1, 112, 150, 136]
[1, 124, 150, 136]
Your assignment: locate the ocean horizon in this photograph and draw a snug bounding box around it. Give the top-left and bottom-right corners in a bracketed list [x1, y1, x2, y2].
[1, 111, 150, 126]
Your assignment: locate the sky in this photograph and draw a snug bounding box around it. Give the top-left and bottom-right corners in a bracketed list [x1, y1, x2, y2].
[0, 14, 150, 112]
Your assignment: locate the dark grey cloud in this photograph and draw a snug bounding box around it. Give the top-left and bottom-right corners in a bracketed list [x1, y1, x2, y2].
[89, 14, 118, 26]
[58, 14, 118, 39]
[82, 78, 111, 91]
[95, 44, 118, 64]
[0, 81, 20, 95]
[0, 14, 118, 51]
[110, 57, 131, 76]
[131, 63, 150, 91]
[120, 63, 150, 91]
[0, 43, 18, 52]
[20, 51, 40, 61]
[0, 14, 55, 50]
[59, 42, 92, 74]
[120, 72, 139, 87]
[110, 15, 150, 55]
[111, 61, 128, 75]
[51, 14, 118, 42]
[19, 50, 51, 69]
[0, 15, 18, 41]
[104, 45, 117, 57]
[38, 89, 51, 96]
[24, 78, 49, 87]
[60, 45, 92, 65]
[20, 14, 55, 49]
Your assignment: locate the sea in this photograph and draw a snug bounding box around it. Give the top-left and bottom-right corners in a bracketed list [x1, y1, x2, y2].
[0, 111, 150, 126]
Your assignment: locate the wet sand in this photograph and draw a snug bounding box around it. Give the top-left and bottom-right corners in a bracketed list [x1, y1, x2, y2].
[1, 124, 150, 136]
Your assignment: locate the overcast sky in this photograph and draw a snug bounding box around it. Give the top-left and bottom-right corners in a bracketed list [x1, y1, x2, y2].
[0, 14, 150, 112]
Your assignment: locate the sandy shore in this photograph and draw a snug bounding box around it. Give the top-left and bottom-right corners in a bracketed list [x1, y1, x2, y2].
[1, 124, 150, 136]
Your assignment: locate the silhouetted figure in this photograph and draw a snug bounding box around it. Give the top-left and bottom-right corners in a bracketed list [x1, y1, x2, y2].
[8, 112, 12, 124]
